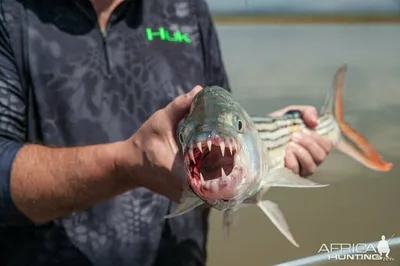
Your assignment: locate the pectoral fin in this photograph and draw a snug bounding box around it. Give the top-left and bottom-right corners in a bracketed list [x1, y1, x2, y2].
[265, 167, 330, 188]
[257, 200, 300, 247]
[242, 187, 269, 204]
[164, 189, 205, 218]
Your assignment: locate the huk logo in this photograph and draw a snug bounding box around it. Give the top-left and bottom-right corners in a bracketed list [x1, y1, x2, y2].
[317, 234, 396, 262]
[145, 27, 192, 43]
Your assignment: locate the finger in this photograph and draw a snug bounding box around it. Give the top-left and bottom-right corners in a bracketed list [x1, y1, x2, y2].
[289, 142, 317, 177]
[268, 105, 297, 117]
[268, 105, 318, 127]
[303, 129, 332, 153]
[285, 148, 300, 174]
[292, 132, 327, 165]
[165, 85, 203, 124]
[186, 85, 203, 98]
[299, 107, 318, 128]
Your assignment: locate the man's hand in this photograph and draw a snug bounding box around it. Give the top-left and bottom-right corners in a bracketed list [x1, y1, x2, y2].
[124, 86, 203, 202]
[269, 105, 332, 177]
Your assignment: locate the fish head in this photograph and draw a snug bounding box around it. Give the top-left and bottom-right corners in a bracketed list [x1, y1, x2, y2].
[178, 86, 264, 209]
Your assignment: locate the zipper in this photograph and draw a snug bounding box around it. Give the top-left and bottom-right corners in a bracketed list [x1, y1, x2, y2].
[100, 24, 112, 77]
[74, 1, 114, 77]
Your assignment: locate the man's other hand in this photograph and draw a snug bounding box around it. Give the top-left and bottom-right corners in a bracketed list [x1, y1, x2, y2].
[269, 105, 332, 177]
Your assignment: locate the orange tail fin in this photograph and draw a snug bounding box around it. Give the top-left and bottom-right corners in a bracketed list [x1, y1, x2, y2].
[320, 64, 392, 172]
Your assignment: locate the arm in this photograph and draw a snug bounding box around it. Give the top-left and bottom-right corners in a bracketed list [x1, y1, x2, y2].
[8, 88, 197, 226]
[0, 12, 138, 226]
[10, 143, 137, 224]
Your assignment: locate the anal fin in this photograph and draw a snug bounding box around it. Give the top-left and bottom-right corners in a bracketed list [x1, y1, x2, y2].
[257, 200, 300, 247]
[164, 189, 205, 218]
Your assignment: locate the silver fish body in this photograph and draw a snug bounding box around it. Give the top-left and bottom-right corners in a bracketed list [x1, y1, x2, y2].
[166, 65, 392, 247]
[178, 86, 266, 209]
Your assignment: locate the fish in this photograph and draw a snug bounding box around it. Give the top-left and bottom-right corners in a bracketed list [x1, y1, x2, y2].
[165, 64, 392, 247]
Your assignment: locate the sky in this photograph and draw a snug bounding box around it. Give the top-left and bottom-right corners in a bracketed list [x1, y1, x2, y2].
[206, 0, 400, 14]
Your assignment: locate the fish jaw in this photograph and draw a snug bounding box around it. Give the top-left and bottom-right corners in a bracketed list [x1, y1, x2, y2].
[183, 133, 249, 202]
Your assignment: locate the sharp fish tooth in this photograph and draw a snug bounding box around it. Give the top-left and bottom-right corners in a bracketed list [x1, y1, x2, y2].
[228, 143, 233, 155]
[233, 141, 238, 151]
[221, 168, 229, 182]
[197, 142, 203, 153]
[204, 180, 210, 190]
[221, 167, 226, 177]
[200, 173, 205, 185]
[189, 148, 195, 163]
[220, 142, 225, 156]
[207, 140, 212, 151]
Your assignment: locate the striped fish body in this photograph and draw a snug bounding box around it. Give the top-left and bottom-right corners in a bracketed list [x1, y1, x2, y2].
[252, 112, 340, 171]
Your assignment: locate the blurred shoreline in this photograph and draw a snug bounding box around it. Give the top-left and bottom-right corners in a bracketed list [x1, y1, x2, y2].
[212, 14, 400, 24]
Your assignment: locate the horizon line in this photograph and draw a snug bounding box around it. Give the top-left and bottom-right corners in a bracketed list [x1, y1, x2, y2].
[212, 14, 400, 24]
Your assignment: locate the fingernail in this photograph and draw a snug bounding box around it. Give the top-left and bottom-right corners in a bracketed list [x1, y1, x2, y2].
[186, 90, 195, 97]
[187, 86, 202, 97]
[292, 132, 302, 142]
[289, 141, 298, 149]
[290, 142, 304, 155]
[302, 128, 311, 135]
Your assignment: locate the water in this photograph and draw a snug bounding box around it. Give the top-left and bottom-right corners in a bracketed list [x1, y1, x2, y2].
[206, 0, 400, 14]
[206, 23, 400, 266]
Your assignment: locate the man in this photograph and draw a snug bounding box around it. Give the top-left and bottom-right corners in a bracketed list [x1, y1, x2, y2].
[0, 0, 331, 265]
[377, 235, 391, 259]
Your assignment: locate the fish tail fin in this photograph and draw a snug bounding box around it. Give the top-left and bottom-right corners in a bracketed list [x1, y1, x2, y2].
[320, 64, 392, 172]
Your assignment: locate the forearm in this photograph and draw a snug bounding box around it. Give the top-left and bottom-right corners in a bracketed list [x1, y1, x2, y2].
[10, 141, 137, 224]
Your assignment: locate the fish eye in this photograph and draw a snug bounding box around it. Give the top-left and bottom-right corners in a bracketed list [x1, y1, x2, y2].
[179, 132, 184, 144]
[237, 120, 243, 131]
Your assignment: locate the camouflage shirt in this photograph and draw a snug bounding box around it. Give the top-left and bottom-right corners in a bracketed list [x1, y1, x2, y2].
[0, 0, 230, 265]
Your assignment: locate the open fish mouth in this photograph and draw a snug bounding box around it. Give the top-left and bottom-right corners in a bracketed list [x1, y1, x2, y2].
[183, 135, 244, 196]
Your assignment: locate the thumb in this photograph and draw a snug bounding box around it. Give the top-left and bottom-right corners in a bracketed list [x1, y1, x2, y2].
[165, 85, 203, 124]
[301, 107, 318, 128]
